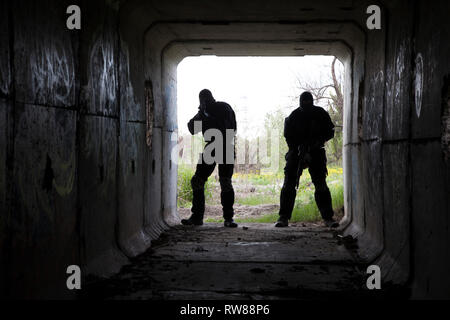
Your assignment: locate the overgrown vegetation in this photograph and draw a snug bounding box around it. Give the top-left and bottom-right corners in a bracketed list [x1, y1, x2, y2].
[210, 166, 343, 223]
[178, 163, 344, 223]
[177, 164, 214, 208]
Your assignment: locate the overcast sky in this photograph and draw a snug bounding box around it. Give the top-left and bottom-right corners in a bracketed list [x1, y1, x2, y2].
[177, 55, 343, 138]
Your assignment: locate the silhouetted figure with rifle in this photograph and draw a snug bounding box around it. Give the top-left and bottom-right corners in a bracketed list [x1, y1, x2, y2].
[182, 89, 238, 228]
[275, 91, 338, 228]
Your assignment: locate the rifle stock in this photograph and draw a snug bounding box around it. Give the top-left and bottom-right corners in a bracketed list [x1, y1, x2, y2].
[295, 144, 311, 189]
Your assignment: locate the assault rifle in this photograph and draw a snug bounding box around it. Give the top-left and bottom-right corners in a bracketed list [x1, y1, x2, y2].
[295, 144, 312, 190]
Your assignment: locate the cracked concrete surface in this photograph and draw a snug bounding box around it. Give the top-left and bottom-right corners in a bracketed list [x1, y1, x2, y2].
[83, 223, 403, 300]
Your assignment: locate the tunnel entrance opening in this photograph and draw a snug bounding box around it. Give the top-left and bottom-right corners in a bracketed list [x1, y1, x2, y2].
[145, 29, 364, 296]
[175, 55, 345, 227]
[149, 23, 358, 236]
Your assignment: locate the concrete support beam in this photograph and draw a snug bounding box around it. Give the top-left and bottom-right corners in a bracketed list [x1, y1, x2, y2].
[79, 115, 127, 277]
[118, 121, 151, 257]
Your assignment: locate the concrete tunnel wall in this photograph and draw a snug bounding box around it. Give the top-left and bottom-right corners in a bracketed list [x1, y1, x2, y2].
[0, 0, 159, 298]
[0, 0, 449, 299]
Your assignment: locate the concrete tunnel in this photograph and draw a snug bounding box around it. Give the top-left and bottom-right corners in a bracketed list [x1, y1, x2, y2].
[0, 0, 449, 299]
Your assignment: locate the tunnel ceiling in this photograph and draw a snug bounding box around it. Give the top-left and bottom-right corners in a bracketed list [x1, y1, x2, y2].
[145, 22, 365, 64]
[121, 0, 377, 57]
[123, 0, 371, 26]
[165, 41, 349, 58]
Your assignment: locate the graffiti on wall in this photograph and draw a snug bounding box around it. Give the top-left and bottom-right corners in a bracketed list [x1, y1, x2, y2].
[414, 53, 424, 118]
[27, 34, 76, 107]
[84, 29, 117, 115]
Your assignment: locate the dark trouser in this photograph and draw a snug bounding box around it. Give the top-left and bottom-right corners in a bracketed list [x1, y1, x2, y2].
[279, 147, 334, 220]
[191, 150, 235, 221]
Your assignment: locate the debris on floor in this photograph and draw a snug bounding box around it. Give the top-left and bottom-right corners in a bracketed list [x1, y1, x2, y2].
[83, 223, 400, 300]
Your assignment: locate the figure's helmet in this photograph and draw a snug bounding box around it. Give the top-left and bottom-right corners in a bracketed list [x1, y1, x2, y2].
[199, 89, 215, 104]
[300, 91, 314, 107]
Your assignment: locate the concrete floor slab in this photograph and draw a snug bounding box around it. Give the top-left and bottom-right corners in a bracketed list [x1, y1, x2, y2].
[84, 223, 383, 300]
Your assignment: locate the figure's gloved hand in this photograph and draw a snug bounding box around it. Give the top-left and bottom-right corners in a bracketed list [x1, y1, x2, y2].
[199, 103, 208, 117]
[188, 111, 204, 135]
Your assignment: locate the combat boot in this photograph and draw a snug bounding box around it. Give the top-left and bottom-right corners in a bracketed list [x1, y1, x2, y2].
[181, 215, 204, 226]
[275, 217, 289, 228]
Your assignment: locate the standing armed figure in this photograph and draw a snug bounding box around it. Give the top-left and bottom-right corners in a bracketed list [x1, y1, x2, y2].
[275, 91, 338, 228]
[182, 89, 238, 228]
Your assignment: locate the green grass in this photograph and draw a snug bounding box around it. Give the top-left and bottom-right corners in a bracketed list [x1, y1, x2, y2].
[207, 167, 344, 223]
[206, 182, 343, 223]
[236, 194, 279, 206]
[177, 164, 214, 208]
[233, 171, 284, 186]
[290, 182, 344, 223]
[178, 164, 344, 224]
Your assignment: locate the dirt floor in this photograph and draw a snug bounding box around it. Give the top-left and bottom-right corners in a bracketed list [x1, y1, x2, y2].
[179, 204, 344, 226]
[82, 222, 400, 300]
